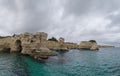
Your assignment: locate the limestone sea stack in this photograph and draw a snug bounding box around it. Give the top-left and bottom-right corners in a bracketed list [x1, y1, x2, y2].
[79, 40, 99, 50]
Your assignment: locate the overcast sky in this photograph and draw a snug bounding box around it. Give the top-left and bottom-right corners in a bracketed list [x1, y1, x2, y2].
[0, 0, 120, 46]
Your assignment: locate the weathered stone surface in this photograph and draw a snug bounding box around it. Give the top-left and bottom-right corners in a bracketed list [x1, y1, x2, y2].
[65, 42, 78, 49]
[0, 32, 63, 60]
[58, 37, 69, 51]
[90, 43, 99, 50]
[44, 41, 60, 50]
[43, 37, 69, 51]
[30, 47, 56, 59]
[79, 41, 99, 50]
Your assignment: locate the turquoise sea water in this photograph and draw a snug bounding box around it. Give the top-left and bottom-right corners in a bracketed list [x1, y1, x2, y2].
[0, 48, 120, 76]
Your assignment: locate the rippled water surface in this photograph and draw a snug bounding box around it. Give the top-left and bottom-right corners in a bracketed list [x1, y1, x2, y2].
[0, 53, 28, 76]
[0, 48, 120, 76]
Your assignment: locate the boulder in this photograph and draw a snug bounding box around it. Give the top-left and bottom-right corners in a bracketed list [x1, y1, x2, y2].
[30, 47, 57, 60]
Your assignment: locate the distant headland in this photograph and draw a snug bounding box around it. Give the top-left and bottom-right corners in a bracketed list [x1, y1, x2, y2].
[0, 32, 114, 60]
[98, 45, 115, 48]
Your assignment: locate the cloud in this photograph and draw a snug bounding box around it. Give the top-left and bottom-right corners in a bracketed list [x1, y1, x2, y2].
[0, 0, 56, 34]
[0, 0, 120, 46]
[64, 0, 120, 16]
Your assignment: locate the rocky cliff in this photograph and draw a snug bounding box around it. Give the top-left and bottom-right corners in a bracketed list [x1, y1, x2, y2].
[79, 40, 99, 50]
[0, 32, 74, 60]
[0, 32, 99, 60]
[44, 37, 69, 51]
[0, 32, 55, 60]
[64, 42, 78, 49]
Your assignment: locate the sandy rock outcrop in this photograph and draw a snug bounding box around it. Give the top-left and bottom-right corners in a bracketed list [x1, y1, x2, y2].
[0, 32, 56, 60]
[0, 36, 21, 52]
[79, 40, 99, 50]
[20, 32, 56, 59]
[65, 42, 78, 49]
[30, 47, 56, 59]
[43, 37, 69, 51]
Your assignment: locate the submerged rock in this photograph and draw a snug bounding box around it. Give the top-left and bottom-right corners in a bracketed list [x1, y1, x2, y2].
[30, 47, 57, 60]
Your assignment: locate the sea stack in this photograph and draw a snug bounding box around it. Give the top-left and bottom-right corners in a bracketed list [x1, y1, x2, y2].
[79, 40, 99, 50]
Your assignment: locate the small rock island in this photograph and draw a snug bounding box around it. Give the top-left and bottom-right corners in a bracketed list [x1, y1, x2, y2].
[79, 40, 99, 50]
[0, 32, 99, 60]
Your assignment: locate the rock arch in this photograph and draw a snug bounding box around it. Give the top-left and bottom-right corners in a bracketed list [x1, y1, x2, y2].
[15, 40, 22, 52]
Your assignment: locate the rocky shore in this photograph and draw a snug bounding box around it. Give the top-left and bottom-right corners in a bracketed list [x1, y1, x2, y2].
[0, 32, 99, 60]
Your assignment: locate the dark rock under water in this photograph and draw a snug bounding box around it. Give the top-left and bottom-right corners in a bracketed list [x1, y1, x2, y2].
[0, 48, 120, 76]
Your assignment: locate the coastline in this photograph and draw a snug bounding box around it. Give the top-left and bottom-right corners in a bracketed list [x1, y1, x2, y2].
[0, 32, 114, 61]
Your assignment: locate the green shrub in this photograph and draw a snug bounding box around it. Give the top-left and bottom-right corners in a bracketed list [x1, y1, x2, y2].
[89, 40, 96, 43]
[48, 37, 58, 42]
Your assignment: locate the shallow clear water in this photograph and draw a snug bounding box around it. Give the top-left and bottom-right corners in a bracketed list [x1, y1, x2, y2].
[0, 48, 120, 76]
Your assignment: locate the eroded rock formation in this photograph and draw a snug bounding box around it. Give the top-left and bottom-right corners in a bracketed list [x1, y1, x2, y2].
[79, 40, 99, 50]
[0, 32, 99, 60]
[0, 32, 55, 60]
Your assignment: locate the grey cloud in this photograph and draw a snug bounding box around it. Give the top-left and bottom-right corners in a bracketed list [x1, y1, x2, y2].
[18, 0, 53, 32]
[64, 0, 93, 16]
[0, 0, 17, 10]
[64, 0, 120, 16]
[0, 0, 54, 34]
[107, 14, 120, 26]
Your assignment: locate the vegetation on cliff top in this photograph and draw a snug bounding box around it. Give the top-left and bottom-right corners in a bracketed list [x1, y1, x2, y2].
[48, 37, 58, 42]
[89, 40, 96, 43]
